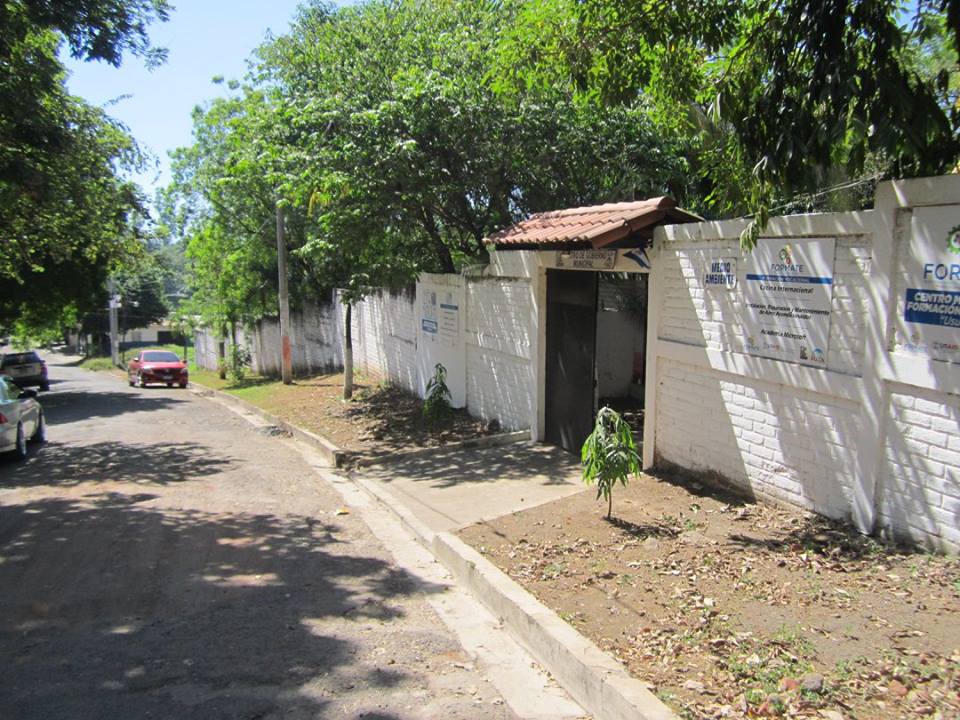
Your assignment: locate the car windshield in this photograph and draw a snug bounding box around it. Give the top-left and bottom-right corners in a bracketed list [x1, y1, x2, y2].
[1, 352, 39, 366]
[142, 351, 180, 363]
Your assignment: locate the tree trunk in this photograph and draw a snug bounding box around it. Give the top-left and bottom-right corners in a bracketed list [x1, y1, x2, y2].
[607, 493, 613, 520]
[421, 206, 456, 273]
[343, 301, 353, 400]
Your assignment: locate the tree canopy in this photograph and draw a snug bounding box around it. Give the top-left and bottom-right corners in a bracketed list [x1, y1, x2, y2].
[495, 0, 960, 235]
[170, 0, 689, 323]
[0, 0, 169, 331]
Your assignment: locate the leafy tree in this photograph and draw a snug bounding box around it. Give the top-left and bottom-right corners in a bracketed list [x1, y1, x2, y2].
[0, 0, 170, 332]
[495, 0, 960, 237]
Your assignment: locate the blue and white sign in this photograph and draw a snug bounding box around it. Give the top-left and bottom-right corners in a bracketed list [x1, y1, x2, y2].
[898, 206, 960, 362]
[743, 237, 836, 366]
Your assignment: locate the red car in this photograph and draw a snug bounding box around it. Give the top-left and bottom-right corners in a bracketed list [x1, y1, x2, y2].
[127, 350, 189, 388]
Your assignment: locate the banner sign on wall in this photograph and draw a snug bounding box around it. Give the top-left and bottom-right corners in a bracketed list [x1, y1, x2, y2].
[742, 237, 836, 366]
[417, 275, 466, 407]
[897, 206, 960, 363]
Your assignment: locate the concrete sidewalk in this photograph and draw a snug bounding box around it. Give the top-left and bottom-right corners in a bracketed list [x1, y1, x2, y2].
[353, 441, 586, 532]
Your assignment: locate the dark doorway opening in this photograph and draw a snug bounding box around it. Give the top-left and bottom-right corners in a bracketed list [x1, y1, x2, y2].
[544, 270, 648, 454]
[544, 270, 598, 452]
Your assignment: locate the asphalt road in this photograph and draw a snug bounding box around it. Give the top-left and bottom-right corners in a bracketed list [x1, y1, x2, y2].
[0, 355, 519, 720]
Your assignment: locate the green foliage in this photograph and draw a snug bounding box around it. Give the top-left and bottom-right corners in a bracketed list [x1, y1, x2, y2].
[581, 406, 641, 519]
[226, 344, 252, 383]
[495, 0, 960, 225]
[170, 0, 688, 334]
[422, 363, 453, 425]
[0, 0, 170, 333]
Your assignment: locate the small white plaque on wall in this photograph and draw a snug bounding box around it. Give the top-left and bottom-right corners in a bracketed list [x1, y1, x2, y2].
[896, 205, 960, 363]
[742, 237, 836, 367]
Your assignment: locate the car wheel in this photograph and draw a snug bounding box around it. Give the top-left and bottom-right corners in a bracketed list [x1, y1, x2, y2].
[30, 411, 45, 444]
[13, 423, 27, 460]
[179, 382, 187, 389]
[166, 382, 173, 387]
[128, 375, 135, 387]
[137, 372, 145, 388]
[40, 382, 50, 392]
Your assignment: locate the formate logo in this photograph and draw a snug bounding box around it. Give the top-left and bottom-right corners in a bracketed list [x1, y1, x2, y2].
[779, 245, 794, 266]
[948, 224, 960, 255]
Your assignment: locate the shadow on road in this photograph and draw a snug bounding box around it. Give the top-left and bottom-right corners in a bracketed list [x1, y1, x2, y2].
[0, 492, 447, 720]
[40, 389, 188, 425]
[0, 440, 235, 487]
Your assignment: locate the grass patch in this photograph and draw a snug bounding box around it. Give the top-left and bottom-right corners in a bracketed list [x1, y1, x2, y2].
[79, 356, 118, 372]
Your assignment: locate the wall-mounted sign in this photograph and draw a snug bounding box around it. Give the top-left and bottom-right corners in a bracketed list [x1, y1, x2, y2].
[417, 275, 466, 407]
[556, 249, 617, 270]
[743, 238, 835, 367]
[897, 206, 960, 363]
[703, 258, 737, 289]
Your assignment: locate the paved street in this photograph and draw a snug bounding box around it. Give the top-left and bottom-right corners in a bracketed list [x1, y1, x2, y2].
[0, 356, 524, 720]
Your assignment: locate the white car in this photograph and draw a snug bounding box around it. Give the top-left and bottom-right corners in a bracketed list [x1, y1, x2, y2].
[0, 374, 45, 460]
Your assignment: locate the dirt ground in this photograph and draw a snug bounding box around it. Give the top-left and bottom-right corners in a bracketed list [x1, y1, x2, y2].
[213, 372, 496, 462]
[459, 470, 960, 720]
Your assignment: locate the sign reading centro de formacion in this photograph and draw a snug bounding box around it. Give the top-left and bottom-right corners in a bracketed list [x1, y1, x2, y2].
[898, 206, 960, 363]
[742, 237, 836, 367]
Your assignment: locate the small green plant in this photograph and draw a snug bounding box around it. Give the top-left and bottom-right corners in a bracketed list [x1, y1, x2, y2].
[227, 344, 252, 382]
[422, 363, 452, 425]
[581, 406, 641, 519]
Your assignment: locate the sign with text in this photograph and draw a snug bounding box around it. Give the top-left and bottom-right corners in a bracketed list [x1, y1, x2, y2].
[703, 257, 737, 289]
[556, 249, 617, 270]
[743, 238, 836, 366]
[897, 205, 960, 363]
[417, 275, 466, 407]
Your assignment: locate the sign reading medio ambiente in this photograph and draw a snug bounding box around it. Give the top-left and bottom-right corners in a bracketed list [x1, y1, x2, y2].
[742, 237, 836, 367]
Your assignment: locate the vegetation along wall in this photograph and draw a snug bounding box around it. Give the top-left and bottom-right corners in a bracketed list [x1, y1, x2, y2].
[645, 175, 960, 553]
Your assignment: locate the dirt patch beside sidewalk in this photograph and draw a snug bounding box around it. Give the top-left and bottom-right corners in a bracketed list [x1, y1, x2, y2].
[198, 371, 497, 461]
[458, 471, 960, 719]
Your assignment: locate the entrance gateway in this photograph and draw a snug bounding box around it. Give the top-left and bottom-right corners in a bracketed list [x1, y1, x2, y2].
[488, 197, 700, 453]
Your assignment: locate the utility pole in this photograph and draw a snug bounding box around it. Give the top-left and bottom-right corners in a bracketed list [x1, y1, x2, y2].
[276, 201, 293, 384]
[108, 277, 120, 367]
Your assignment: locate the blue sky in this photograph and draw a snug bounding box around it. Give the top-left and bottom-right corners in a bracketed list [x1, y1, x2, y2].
[63, 1, 309, 198]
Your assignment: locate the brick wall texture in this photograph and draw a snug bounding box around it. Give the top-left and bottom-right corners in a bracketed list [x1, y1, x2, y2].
[654, 223, 958, 553]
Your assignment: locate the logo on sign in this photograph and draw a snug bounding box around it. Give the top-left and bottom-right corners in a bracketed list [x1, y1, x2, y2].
[779, 245, 794, 266]
[948, 224, 960, 255]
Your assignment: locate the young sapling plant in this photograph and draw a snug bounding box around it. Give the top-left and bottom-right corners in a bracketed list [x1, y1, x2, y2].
[422, 363, 452, 425]
[581, 406, 641, 519]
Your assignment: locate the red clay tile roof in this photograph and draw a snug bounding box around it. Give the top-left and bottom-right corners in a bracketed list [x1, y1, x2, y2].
[487, 196, 701, 249]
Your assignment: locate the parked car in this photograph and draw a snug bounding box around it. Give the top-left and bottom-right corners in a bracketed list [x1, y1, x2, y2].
[0, 350, 49, 391]
[127, 350, 189, 388]
[0, 375, 44, 460]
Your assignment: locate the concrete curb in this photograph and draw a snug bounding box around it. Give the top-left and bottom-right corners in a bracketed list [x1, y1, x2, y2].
[350, 464, 678, 720]
[433, 534, 676, 720]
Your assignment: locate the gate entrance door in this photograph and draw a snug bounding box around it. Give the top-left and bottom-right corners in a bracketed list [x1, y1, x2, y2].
[545, 270, 598, 452]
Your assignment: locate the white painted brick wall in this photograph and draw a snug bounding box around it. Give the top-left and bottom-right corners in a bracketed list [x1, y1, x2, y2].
[656, 360, 862, 521]
[252, 301, 342, 377]
[350, 289, 418, 394]
[464, 277, 535, 431]
[880, 386, 960, 552]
